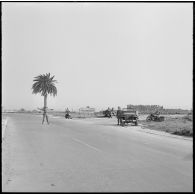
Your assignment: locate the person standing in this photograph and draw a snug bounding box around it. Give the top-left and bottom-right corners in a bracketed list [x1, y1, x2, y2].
[107, 107, 112, 118]
[65, 108, 70, 119]
[111, 107, 115, 116]
[116, 106, 122, 125]
[42, 107, 49, 124]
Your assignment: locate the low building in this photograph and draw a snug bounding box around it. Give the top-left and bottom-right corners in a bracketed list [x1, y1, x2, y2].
[79, 106, 95, 117]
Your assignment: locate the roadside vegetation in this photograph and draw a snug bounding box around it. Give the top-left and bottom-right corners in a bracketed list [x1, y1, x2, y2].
[139, 114, 193, 137]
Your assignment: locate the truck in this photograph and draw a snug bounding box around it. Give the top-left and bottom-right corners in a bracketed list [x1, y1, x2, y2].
[119, 108, 139, 126]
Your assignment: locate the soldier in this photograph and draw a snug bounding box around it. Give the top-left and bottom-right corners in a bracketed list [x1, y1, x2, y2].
[116, 106, 122, 125]
[111, 107, 115, 116]
[154, 110, 160, 115]
[107, 107, 112, 118]
[42, 107, 49, 124]
[65, 108, 71, 119]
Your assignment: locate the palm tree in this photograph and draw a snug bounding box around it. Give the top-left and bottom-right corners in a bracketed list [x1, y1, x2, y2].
[32, 73, 57, 123]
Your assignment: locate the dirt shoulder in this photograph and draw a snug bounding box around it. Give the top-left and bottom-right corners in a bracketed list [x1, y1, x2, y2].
[139, 116, 192, 137]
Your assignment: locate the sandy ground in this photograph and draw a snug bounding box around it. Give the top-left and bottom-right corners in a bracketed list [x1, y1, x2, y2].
[2, 114, 193, 192]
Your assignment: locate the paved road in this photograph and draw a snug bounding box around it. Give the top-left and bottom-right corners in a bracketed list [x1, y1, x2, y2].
[2, 114, 193, 192]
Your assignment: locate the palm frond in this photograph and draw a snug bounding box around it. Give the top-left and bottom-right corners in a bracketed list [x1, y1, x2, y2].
[32, 73, 57, 96]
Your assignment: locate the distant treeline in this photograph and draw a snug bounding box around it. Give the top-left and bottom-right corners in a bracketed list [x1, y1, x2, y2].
[127, 105, 190, 114]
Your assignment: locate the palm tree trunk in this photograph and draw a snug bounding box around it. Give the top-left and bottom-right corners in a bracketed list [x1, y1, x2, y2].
[44, 94, 47, 111]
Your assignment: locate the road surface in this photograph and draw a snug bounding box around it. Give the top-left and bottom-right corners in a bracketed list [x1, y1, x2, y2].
[2, 114, 193, 192]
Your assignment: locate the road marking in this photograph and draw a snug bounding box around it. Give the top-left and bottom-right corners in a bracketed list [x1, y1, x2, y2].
[72, 138, 102, 152]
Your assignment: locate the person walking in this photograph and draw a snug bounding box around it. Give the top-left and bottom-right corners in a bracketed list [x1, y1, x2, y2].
[116, 106, 122, 125]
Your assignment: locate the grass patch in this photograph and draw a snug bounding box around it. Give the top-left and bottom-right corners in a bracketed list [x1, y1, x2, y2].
[139, 117, 193, 137]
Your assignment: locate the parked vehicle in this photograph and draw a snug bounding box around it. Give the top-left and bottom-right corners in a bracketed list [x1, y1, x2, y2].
[119, 108, 139, 126]
[146, 112, 164, 122]
[65, 113, 72, 119]
[103, 108, 116, 118]
[103, 109, 112, 118]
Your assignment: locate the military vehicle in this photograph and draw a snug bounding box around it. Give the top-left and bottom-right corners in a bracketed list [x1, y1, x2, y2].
[65, 108, 72, 119]
[146, 111, 165, 122]
[119, 108, 139, 126]
[65, 113, 72, 119]
[103, 108, 116, 118]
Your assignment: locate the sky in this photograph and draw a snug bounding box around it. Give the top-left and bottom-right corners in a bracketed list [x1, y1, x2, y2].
[2, 3, 193, 111]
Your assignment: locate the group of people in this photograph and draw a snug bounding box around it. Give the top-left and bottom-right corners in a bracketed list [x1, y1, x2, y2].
[41, 106, 160, 126]
[105, 106, 123, 125]
[40, 106, 123, 125]
[39, 107, 71, 124]
[104, 107, 114, 118]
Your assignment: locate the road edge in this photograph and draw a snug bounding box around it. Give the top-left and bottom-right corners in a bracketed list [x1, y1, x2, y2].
[138, 124, 192, 141]
[2, 118, 8, 141]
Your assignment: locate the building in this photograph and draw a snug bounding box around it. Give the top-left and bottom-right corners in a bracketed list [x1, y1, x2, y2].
[79, 106, 95, 117]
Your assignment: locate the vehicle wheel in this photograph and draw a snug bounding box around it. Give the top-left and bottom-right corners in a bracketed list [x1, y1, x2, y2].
[146, 116, 151, 122]
[121, 121, 125, 126]
[159, 116, 165, 122]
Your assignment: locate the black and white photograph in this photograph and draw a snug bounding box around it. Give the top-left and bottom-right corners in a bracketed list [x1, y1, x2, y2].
[2, 2, 193, 192]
